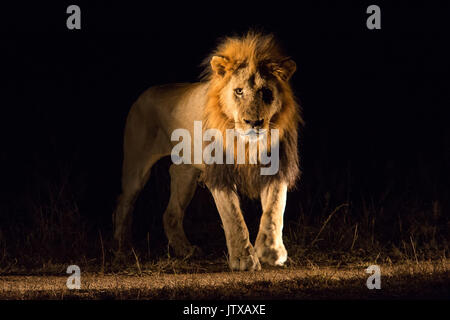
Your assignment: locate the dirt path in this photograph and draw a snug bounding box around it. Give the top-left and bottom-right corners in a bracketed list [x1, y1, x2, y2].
[1, 261, 449, 299]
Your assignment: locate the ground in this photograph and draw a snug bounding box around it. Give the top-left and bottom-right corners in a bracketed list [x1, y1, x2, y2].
[1, 175, 448, 300]
[1, 258, 448, 300]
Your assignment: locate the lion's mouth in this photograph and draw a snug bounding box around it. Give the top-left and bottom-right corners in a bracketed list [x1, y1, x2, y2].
[236, 128, 267, 141]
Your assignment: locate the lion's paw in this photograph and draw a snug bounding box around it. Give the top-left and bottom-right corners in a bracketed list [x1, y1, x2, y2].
[172, 244, 203, 258]
[229, 254, 261, 271]
[255, 235, 287, 266]
[229, 245, 261, 271]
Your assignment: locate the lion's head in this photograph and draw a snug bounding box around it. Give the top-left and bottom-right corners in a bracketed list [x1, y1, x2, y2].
[201, 31, 302, 198]
[202, 31, 302, 141]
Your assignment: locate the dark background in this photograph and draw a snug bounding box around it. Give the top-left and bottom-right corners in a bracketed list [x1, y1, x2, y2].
[0, 2, 449, 264]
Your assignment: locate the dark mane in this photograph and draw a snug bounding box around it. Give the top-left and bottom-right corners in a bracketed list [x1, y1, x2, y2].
[202, 129, 300, 199]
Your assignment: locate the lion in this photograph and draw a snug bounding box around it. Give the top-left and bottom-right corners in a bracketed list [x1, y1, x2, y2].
[113, 31, 302, 271]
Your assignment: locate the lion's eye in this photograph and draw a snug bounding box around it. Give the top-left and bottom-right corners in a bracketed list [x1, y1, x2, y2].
[261, 87, 273, 104]
[234, 88, 244, 96]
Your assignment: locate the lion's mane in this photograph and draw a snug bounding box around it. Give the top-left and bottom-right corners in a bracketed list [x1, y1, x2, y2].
[201, 32, 302, 198]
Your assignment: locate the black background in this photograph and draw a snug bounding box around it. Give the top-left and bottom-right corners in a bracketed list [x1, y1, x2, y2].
[0, 2, 449, 255]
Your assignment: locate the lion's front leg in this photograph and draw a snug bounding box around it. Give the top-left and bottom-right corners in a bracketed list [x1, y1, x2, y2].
[255, 182, 288, 266]
[210, 188, 261, 271]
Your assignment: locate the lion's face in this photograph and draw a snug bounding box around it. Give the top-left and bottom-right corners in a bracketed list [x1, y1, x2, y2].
[209, 54, 297, 141]
[221, 67, 281, 138]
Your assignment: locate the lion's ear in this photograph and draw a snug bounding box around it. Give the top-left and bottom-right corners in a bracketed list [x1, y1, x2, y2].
[269, 59, 297, 81]
[210, 55, 230, 77]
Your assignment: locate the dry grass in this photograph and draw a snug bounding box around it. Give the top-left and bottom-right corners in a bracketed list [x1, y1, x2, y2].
[0, 259, 448, 300]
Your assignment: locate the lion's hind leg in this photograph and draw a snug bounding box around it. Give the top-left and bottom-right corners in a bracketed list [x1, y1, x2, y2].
[113, 153, 161, 254]
[113, 102, 171, 255]
[163, 164, 202, 257]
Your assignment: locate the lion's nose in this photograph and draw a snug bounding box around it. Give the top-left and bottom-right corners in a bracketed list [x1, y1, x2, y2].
[244, 119, 264, 128]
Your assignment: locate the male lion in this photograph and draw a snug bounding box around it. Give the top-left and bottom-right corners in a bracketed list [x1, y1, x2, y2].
[113, 32, 301, 271]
